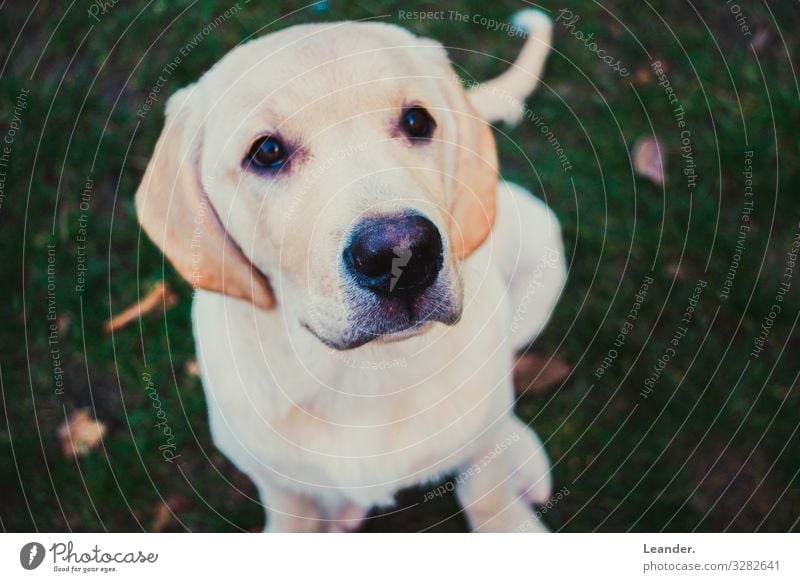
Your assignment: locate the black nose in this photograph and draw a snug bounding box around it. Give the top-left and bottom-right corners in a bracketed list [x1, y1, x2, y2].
[344, 215, 443, 297]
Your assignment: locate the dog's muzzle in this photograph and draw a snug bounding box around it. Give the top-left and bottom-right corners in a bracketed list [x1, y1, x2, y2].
[304, 212, 460, 350]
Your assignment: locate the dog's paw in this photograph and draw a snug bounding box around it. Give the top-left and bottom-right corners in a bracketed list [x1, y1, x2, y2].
[514, 469, 553, 506]
[504, 421, 554, 504]
[327, 501, 367, 533]
[469, 498, 550, 533]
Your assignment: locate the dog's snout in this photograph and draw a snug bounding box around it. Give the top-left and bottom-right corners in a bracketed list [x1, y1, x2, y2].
[344, 214, 443, 297]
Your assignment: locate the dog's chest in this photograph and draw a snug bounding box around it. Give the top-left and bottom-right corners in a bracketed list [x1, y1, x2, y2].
[206, 326, 511, 506]
[194, 257, 515, 506]
[271, 346, 509, 496]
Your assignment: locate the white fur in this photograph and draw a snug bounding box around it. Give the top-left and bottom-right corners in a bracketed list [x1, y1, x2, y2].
[467, 10, 554, 125]
[194, 181, 565, 532]
[145, 10, 565, 532]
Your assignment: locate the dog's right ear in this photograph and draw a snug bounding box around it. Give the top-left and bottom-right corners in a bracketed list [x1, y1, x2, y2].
[135, 86, 274, 309]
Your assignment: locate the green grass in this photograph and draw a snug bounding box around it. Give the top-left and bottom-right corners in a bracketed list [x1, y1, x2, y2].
[1, 0, 798, 532]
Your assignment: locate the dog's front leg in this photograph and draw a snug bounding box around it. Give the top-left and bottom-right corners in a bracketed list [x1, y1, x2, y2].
[255, 481, 325, 533]
[457, 427, 549, 533]
[504, 416, 553, 505]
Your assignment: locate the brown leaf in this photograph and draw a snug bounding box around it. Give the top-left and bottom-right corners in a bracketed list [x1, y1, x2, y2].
[513, 353, 571, 394]
[664, 261, 686, 281]
[105, 282, 178, 332]
[633, 136, 666, 186]
[185, 359, 200, 377]
[751, 26, 771, 52]
[58, 409, 107, 457]
[633, 67, 652, 85]
[151, 495, 192, 532]
[151, 502, 171, 533]
[56, 313, 72, 334]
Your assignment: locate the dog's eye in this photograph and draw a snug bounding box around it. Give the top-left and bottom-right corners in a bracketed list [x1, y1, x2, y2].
[246, 136, 289, 170]
[400, 106, 435, 141]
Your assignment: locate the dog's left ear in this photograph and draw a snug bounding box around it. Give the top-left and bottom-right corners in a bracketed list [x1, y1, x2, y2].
[437, 56, 499, 259]
[135, 86, 275, 309]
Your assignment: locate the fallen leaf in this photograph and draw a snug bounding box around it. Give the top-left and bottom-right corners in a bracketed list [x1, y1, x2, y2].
[105, 282, 178, 332]
[151, 502, 171, 533]
[664, 262, 686, 280]
[58, 409, 106, 457]
[151, 495, 192, 532]
[513, 353, 571, 394]
[633, 136, 666, 186]
[751, 26, 771, 52]
[633, 68, 652, 85]
[185, 360, 200, 377]
[56, 313, 72, 334]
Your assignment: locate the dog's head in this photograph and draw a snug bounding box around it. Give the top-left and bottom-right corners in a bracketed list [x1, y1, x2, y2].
[136, 21, 498, 349]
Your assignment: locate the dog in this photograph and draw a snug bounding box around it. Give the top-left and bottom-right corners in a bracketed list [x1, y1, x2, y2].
[135, 9, 566, 532]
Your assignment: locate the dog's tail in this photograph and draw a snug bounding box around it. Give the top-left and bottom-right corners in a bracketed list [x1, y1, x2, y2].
[467, 9, 553, 126]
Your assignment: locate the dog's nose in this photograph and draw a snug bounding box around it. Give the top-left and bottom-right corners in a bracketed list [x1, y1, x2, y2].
[344, 214, 443, 297]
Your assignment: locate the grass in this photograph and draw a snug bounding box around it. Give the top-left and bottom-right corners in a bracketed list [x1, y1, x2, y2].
[1, 0, 798, 532]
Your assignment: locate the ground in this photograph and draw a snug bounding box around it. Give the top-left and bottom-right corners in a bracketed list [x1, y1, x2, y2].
[1, 0, 798, 532]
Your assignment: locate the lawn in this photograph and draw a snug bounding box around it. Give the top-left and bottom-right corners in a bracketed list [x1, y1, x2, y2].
[1, 0, 798, 532]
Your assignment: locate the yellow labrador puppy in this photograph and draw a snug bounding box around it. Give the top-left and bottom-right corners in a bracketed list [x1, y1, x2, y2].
[136, 9, 565, 532]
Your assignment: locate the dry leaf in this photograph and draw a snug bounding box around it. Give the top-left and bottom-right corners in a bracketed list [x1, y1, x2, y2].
[105, 282, 178, 332]
[633, 136, 666, 186]
[58, 409, 106, 457]
[151, 502, 171, 533]
[513, 353, 571, 394]
[751, 26, 771, 52]
[185, 360, 200, 377]
[633, 68, 652, 85]
[56, 313, 72, 334]
[151, 495, 191, 532]
[664, 262, 686, 280]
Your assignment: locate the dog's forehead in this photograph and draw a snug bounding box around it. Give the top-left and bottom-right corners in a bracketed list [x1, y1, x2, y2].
[206, 22, 449, 116]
